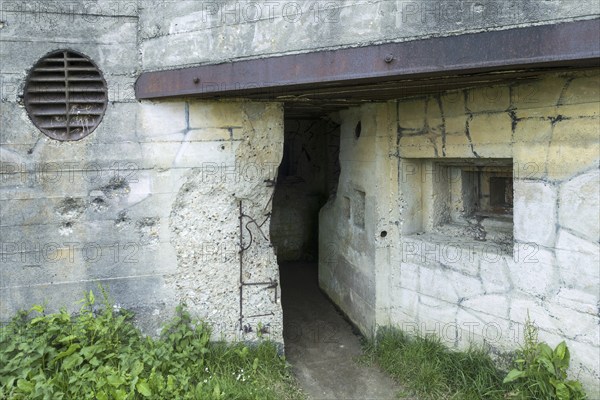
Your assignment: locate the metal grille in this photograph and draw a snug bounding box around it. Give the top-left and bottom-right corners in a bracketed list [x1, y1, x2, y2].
[24, 50, 108, 141]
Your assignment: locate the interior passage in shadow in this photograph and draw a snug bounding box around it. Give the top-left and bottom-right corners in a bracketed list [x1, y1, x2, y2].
[280, 262, 402, 400]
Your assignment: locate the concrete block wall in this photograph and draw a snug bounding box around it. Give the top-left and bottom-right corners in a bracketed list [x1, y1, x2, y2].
[138, 0, 600, 71]
[164, 100, 284, 342]
[391, 70, 600, 394]
[319, 103, 399, 336]
[1, 2, 598, 393]
[0, 2, 285, 343]
[0, 1, 168, 330]
[319, 69, 599, 394]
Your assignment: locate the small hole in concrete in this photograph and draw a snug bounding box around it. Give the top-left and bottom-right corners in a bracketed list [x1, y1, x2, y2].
[115, 211, 130, 227]
[380, 231, 387, 238]
[220, 144, 226, 150]
[354, 121, 361, 139]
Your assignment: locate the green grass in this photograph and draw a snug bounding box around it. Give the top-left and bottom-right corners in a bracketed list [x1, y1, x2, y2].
[0, 289, 305, 400]
[361, 325, 589, 400]
[361, 327, 507, 400]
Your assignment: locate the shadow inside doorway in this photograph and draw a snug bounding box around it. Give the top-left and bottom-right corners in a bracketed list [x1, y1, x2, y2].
[279, 262, 401, 400]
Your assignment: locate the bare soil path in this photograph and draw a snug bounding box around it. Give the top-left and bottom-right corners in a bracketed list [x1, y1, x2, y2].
[280, 262, 405, 400]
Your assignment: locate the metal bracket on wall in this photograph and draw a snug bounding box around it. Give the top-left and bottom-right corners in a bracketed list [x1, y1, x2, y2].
[238, 199, 279, 333]
[136, 20, 600, 101]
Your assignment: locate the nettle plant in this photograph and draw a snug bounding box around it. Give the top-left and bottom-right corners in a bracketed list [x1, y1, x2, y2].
[0, 288, 302, 400]
[503, 315, 587, 400]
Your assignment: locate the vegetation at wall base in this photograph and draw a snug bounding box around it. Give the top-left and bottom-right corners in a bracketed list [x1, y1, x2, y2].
[502, 315, 587, 400]
[0, 289, 305, 400]
[361, 323, 587, 400]
[360, 326, 506, 399]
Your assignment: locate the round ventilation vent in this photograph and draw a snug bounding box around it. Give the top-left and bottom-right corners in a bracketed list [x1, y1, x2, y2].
[24, 50, 108, 141]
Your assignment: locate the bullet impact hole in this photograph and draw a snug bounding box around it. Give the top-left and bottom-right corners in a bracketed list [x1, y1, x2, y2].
[380, 231, 387, 238]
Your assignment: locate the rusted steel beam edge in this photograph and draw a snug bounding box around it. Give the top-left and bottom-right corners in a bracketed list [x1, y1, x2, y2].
[136, 19, 600, 100]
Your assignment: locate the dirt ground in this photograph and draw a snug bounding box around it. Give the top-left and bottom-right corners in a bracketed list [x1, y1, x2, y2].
[280, 262, 404, 400]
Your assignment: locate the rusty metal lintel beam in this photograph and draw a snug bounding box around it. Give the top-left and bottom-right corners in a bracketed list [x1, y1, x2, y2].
[135, 19, 600, 100]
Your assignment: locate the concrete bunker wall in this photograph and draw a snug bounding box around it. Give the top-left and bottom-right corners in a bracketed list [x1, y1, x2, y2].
[1, 97, 285, 343]
[157, 100, 285, 342]
[1, 3, 286, 343]
[138, 0, 600, 70]
[319, 70, 600, 394]
[319, 103, 399, 335]
[0, 2, 167, 328]
[1, 1, 599, 393]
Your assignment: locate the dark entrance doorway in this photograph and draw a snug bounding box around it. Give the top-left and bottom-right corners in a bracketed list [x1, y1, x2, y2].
[270, 118, 340, 262]
[270, 116, 400, 398]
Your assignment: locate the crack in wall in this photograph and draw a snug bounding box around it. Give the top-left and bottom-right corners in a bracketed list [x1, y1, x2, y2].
[436, 95, 447, 157]
[464, 114, 480, 158]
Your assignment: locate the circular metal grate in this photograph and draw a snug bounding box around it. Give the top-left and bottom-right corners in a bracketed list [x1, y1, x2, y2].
[24, 50, 108, 141]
